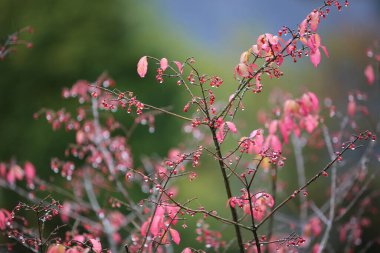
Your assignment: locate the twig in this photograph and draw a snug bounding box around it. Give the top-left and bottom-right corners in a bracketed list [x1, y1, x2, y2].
[317, 125, 339, 253]
[83, 168, 117, 253]
[292, 135, 307, 225]
[256, 132, 365, 229]
[210, 126, 245, 253]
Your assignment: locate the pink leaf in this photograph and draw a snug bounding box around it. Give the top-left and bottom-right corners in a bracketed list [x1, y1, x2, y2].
[73, 235, 85, 243]
[283, 99, 299, 115]
[7, 164, 24, 184]
[340, 225, 347, 242]
[251, 192, 274, 221]
[310, 49, 321, 68]
[309, 11, 320, 32]
[268, 34, 279, 46]
[302, 92, 319, 113]
[321, 45, 329, 58]
[307, 34, 321, 51]
[269, 135, 282, 152]
[137, 56, 148, 78]
[216, 128, 224, 143]
[151, 206, 165, 236]
[76, 130, 85, 145]
[168, 149, 181, 163]
[250, 129, 264, 154]
[313, 244, 320, 253]
[252, 44, 260, 55]
[24, 161, 36, 187]
[249, 129, 260, 139]
[169, 228, 181, 245]
[182, 248, 193, 253]
[310, 217, 322, 237]
[304, 115, 318, 133]
[265, 134, 282, 152]
[0, 163, 6, 178]
[252, 207, 265, 221]
[89, 239, 102, 253]
[60, 202, 71, 223]
[240, 51, 249, 64]
[174, 61, 183, 74]
[160, 58, 168, 71]
[140, 220, 149, 236]
[0, 209, 10, 230]
[307, 92, 319, 112]
[268, 120, 278, 135]
[364, 64, 375, 85]
[166, 205, 180, 221]
[226, 121, 237, 133]
[228, 197, 237, 208]
[347, 100, 356, 117]
[279, 120, 290, 144]
[235, 63, 250, 78]
[71, 80, 90, 98]
[299, 19, 307, 37]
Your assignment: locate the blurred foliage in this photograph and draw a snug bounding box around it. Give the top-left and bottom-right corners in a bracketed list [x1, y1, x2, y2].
[0, 0, 379, 251]
[0, 1, 185, 169]
[0, 1, 188, 218]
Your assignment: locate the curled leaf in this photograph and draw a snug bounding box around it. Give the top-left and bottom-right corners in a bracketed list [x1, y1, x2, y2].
[174, 61, 183, 74]
[226, 121, 237, 133]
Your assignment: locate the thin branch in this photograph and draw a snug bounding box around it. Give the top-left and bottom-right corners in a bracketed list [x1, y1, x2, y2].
[0, 178, 98, 227]
[256, 132, 364, 229]
[334, 173, 376, 222]
[291, 135, 307, 225]
[210, 126, 245, 253]
[309, 201, 329, 225]
[83, 169, 116, 253]
[128, 167, 252, 231]
[90, 85, 194, 122]
[318, 125, 338, 253]
[244, 177, 261, 253]
[267, 164, 278, 243]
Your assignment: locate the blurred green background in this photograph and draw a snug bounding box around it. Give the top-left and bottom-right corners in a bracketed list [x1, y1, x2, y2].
[0, 0, 379, 251]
